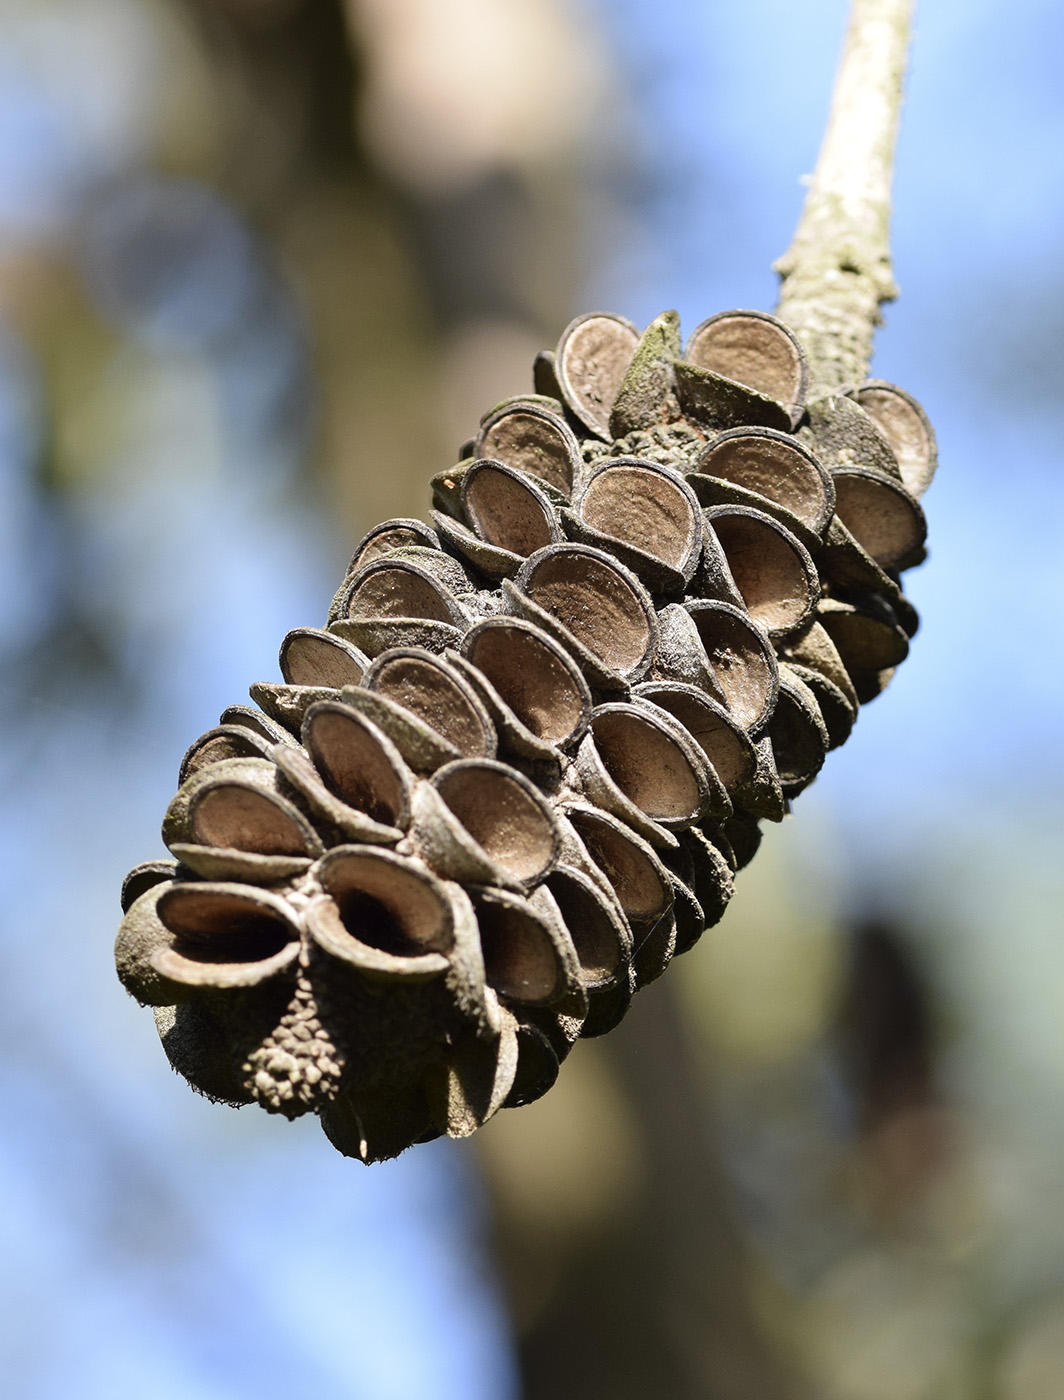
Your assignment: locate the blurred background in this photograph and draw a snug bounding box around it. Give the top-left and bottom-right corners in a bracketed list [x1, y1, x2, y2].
[2, 0, 1063, 1396]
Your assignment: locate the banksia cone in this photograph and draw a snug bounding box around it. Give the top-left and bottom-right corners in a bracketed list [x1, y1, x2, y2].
[117, 308, 935, 1162]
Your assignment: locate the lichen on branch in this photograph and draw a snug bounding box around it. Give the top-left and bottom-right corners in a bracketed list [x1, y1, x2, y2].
[775, 0, 913, 394]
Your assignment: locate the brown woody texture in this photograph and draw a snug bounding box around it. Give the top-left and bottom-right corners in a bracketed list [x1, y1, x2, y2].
[116, 305, 936, 1161]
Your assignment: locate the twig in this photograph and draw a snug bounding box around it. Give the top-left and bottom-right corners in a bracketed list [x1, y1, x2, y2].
[775, 0, 913, 394]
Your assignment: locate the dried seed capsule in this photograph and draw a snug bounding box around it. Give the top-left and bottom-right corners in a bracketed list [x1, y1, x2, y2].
[218, 705, 296, 747]
[673, 359, 793, 434]
[348, 518, 441, 574]
[853, 379, 937, 498]
[648, 603, 727, 700]
[779, 620, 859, 711]
[545, 863, 633, 993]
[684, 599, 780, 733]
[780, 660, 856, 751]
[362, 648, 497, 760]
[272, 743, 405, 847]
[279, 628, 371, 690]
[554, 311, 641, 439]
[475, 403, 582, 496]
[308, 847, 457, 975]
[429, 759, 560, 888]
[471, 884, 584, 1013]
[563, 803, 675, 941]
[572, 457, 704, 590]
[302, 701, 414, 830]
[633, 680, 755, 797]
[583, 701, 720, 831]
[678, 826, 734, 932]
[178, 725, 278, 786]
[460, 615, 591, 750]
[817, 596, 911, 676]
[120, 860, 177, 914]
[118, 304, 933, 1160]
[766, 670, 830, 797]
[461, 459, 562, 556]
[831, 467, 927, 571]
[249, 681, 352, 736]
[802, 394, 903, 481]
[431, 511, 525, 582]
[163, 757, 324, 860]
[702, 504, 820, 640]
[338, 555, 473, 630]
[609, 310, 682, 437]
[513, 544, 659, 688]
[692, 426, 834, 538]
[337, 685, 462, 774]
[116, 880, 301, 1006]
[684, 309, 808, 425]
[426, 1007, 519, 1139]
[329, 615, 467, 659]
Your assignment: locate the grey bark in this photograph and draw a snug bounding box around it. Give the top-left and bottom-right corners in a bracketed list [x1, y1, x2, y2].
[775, 0, 914, 394]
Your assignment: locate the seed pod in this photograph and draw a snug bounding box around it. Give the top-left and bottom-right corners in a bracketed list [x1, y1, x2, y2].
[348, 518, 442, 574]
[121, 860, 177, 913]
[702, 504, 820, 640]
[766, 670, 830, 797]
[562, 802, 675, 941]
[580, 701, 720, 832]
[780, 660, 856, 751]
[545, 863, 633, 993]
[178, 725, 278, 786]
[554, 311, 641, 439]
[443, 649, 564, 774]
[471, 884, 584, 1014]
[362, 648, 496, 760]
[815, 515, 901, 598]
[302, 701, 414, 829]
[272, 743, 405, 847]
[513, 544, 659, 688]
[308, 847, 456, 978]
[338, 685, 462, 774]
[674, 359, 793, 434]
[852, 379, 938, 498]
[249, 681, 352, 736]
[684, 599, 780, 732]
[648, 603, 728, 701]
[163, 757, 324, 860]
[219, 705, 296, 747]
[460, 459, 563, 556]
[779, 620, 859, 711]
[802, 394, 903, 482]
[475, 403, 582, 498]
[118, 305, 933, 1159]
[634, 679, 754, 798]
[817, 596, 911, 676]
[279, 628, 371, 690]
[571, 457, 704, 592]
[117, 880, 301, 1006]
[692, 427, 834, 538]
[460, 615, 592, 746]
[429, 759, 560, 888]
[679, 826, 734, 933]
[831, 467, 927, 571]
[431, 511, 525, 582]
[425, 1006, 520, 1139]
[684, 310, 808, 425]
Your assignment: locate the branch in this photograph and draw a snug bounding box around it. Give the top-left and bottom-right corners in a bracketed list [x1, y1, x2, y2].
[774, 0, 913, 394]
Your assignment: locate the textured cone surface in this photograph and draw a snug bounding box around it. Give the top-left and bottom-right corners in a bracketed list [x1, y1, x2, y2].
[117, 307, 934, 1160]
